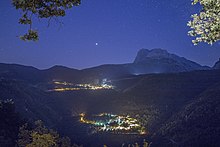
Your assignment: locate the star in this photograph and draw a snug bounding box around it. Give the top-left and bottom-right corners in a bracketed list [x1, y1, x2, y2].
[95, 43, 98, 46]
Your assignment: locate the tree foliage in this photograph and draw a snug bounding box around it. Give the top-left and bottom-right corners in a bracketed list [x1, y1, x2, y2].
[17, 123, 32, 147]
[188, 0, 220, 45]
[0, 99, 79, 147]
[12, 0, 81, 41]
[17, 120, 81, 147]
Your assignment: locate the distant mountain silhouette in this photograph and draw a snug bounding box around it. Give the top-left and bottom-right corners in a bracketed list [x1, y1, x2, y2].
[0, 63, 43, 83]
[132, 48, 210, 74]
[0, 49, 211, 83]
[42, 65, 81, 82]
[80, 48, 211, 80]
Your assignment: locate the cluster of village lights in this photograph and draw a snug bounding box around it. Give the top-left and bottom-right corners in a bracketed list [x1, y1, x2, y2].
[79, 113, 146, 135]
[48, 80, 114, 92]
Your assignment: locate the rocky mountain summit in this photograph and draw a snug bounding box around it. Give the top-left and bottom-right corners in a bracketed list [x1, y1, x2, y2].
[131, 48, 210, 74]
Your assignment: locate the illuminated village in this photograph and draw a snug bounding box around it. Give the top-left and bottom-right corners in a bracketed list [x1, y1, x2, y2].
[48, 80, 146, 135]
[48, 79, 114, 92]
[79, 113, 146, 135]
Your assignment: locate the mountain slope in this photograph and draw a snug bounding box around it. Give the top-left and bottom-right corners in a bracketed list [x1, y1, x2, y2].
[213, 58, 220, 69]
[42, 65, 81, 83]
[0, 77, 64, 126]
[113, 70, 220, 133]
[152, 81, 220, 147]
[0, 63, 43, 83]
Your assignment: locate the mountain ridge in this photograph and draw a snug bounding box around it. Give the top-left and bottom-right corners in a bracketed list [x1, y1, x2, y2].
[213, 58, 220, 69]
[0, 48, 213, 72]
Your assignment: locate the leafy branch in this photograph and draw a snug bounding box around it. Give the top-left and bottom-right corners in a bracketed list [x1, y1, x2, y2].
[12, 0, 81, 41]
[188, 0, 220, 45]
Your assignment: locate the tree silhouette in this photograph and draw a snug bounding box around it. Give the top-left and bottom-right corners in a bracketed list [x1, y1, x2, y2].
[12, 0, 81, 41]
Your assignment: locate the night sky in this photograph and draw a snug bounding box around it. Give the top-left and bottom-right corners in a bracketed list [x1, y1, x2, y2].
[0, 0, 220, 69]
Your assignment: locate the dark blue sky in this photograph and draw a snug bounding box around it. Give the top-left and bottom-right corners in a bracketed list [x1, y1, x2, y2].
[0, 0, 219, 69]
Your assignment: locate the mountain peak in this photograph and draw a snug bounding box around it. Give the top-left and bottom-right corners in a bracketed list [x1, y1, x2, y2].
[134, 48, 176, 63]
[47, 65, 78, 71]
[132, 48, 209, 73]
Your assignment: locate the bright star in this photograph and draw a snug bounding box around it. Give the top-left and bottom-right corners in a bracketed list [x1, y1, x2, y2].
[95, 43, 98, 46]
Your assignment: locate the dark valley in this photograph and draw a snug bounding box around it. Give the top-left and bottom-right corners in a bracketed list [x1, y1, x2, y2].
[1, 49, 220, 146]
